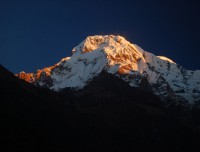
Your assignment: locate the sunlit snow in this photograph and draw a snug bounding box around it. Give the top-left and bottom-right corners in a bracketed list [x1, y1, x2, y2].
[17, 35, 200, 103]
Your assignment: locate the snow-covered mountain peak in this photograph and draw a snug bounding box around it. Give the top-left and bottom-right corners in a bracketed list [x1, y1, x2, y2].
[72, 35, 138, 54]
[70, 35, 147, 74]
[16, 35, 200, 103]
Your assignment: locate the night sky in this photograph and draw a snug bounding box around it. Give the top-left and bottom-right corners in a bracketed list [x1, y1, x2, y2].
[0, 0, 200, 73]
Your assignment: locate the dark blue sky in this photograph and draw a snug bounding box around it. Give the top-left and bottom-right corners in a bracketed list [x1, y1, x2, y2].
[0, 0, 200, 73]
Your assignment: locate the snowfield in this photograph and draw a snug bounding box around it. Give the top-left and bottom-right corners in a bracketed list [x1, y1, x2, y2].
[17, 35, 200, 103]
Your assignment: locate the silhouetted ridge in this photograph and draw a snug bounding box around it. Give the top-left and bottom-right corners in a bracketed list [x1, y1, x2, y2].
[1, 61, 200, 151]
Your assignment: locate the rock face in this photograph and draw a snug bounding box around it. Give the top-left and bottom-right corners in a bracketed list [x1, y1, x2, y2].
[16, 35, 200, 103]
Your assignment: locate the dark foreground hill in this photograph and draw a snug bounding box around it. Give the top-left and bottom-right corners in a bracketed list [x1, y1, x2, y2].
[0, 65, 199, 152]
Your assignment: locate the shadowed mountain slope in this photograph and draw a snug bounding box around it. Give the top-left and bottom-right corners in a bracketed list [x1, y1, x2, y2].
[1, 65, 200, 152]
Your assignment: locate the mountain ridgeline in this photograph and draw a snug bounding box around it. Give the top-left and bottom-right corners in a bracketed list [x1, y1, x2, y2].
[17, 35, 200, 104]
[1, 64, 200, 151]
[2, 35, 200, 151]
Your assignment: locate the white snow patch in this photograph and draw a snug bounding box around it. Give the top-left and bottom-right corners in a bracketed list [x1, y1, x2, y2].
[26, 35, 200, 103]
[157, 56, 175, 64]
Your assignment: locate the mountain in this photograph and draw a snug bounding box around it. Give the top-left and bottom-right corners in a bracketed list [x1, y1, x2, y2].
[17, 35, 200, 104]
[1, 64, 200, 151]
